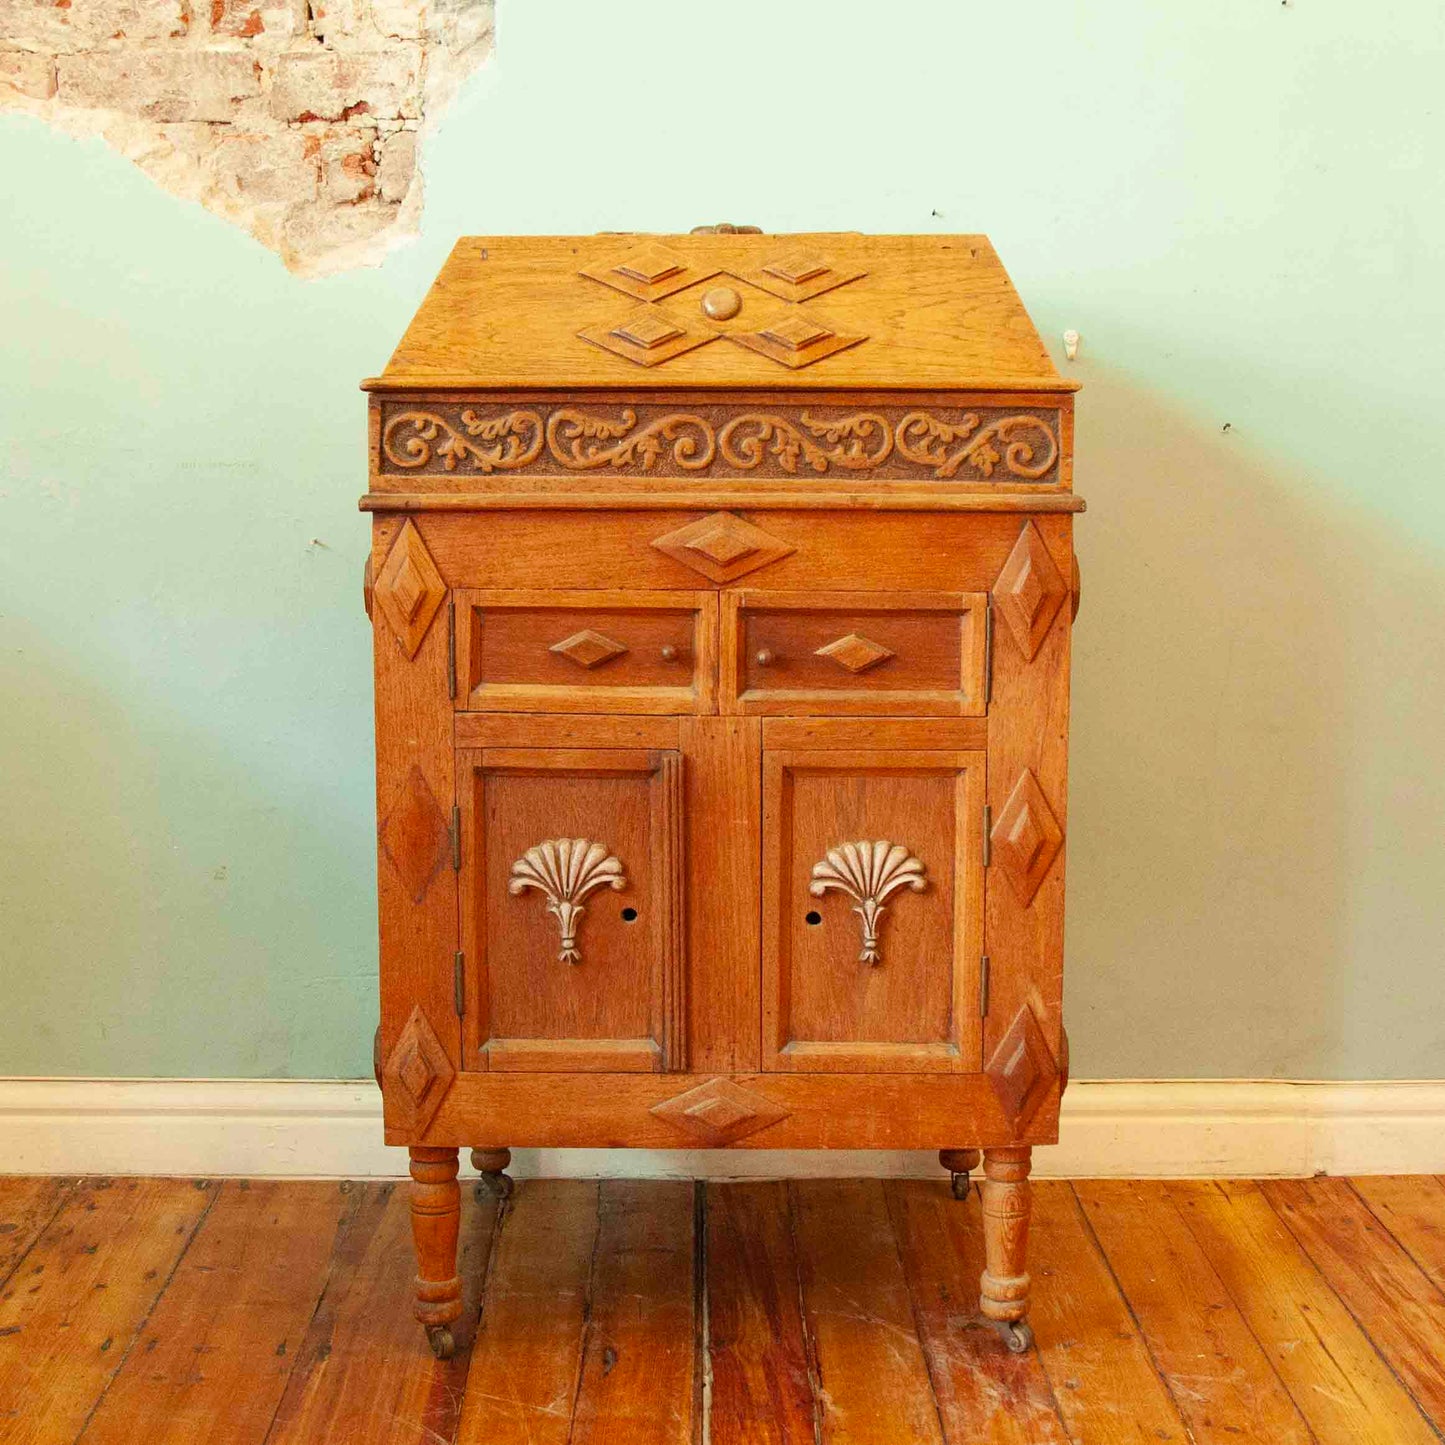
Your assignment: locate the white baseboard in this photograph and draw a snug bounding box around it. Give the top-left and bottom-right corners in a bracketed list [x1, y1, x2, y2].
[0, 1078, 1441, 1180]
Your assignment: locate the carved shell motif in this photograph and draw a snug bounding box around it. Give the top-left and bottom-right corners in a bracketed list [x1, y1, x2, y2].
[809, 840, 927, 966]
[508, 839, 627, 966]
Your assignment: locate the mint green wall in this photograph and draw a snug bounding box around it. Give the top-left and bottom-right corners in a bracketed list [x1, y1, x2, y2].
[3, 0, 1443, 1080]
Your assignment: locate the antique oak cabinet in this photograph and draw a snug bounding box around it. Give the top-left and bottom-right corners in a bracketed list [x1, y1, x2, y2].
[362, 231, 1082, 1358]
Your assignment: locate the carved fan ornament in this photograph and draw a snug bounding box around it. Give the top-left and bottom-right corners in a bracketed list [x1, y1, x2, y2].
[809, 840, 928, 966]
[508, 839, 627, 966]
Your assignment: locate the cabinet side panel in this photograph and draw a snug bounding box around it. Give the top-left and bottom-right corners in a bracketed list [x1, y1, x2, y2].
[372, 516, 460, 1112]
[681, 716, 762, 1073]
[985, 515, 1073, 1085]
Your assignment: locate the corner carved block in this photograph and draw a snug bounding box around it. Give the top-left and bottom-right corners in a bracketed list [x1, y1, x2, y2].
[374, 521, 445, 658]
[815, 633, 894, 674]
[991, 769, 1063, 906]
[384, 1006, 455, 1135]
[985, 1007, 1057, 1132]
[993, 521, 1068, 661]
[379, 763, 450, 905]
[550, 629, 628, 670]
[651, 512, 796, 583]
[650, 1078, 791, 1145]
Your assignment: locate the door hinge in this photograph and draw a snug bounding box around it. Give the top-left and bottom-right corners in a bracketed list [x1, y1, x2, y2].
[453, 951, 465, 1017]
[446, 599, 456, 700]
[449, 803, 461, 871]
[982, 804, 992, 867]
[979, 954, 991, 1018]
[984, 594, 994, 706]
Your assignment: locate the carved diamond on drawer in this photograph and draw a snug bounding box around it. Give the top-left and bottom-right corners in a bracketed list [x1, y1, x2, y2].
[730, 313, 867, 369]
[991, 769, 1063, 906]
[579, 246, 716, 302]
[652, 512, 796, 583]
[578, 308, 717, 368]
[994, 521, 1068, 661]
[651, 1078, 791, 1145]
[550, 629, 628, 670]
[379, 763, 450, 904]
[815, 633, 894, 674]
[374, 521, 445, 658]
[985, 1005, 1057, 1131]
[382, 1005, 455, 1135]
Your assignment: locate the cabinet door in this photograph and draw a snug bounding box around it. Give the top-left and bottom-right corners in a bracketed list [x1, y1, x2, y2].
[458, 745, 684, 1072]
[762, 735, 985, 1072]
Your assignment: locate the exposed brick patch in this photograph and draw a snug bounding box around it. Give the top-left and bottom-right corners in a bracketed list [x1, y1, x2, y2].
[0, 0, 494, 274]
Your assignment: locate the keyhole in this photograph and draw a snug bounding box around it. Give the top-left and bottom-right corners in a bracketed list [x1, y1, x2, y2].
[620, 906, 639, 923]
[805, 910, 823, 926]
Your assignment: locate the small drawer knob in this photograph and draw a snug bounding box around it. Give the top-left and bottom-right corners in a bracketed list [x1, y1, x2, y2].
[660, 644, 679, 662]
[701, 285, 742, 321]
[755, 648, 776, 667]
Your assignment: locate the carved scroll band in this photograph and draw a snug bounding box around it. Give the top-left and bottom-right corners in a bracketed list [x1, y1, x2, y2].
[382, 410, 544, 472]
[545, 409, 715, 471]
[895, 412, 1058, 480]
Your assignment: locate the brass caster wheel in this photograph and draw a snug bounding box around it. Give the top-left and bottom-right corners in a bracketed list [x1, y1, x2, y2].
[950, 1171, 971, 1200]
[425, 1324, 455, 1360]
[993, 1319, 1033, 1354]
[475, 1172, 513, 1202]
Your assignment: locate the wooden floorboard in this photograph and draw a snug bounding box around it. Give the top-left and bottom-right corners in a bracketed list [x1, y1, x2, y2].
[0, 1173, 1443, 1443]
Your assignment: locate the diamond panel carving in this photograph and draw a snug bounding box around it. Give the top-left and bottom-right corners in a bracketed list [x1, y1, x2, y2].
[577, 308, 718, 368]
[730, 312, 867, 369]
[579, 246, 716, 302]
[379, 763, 450, 905]
[763, 251, 830, 285]
[993, 521, 1068, 661]
[382, 1005, 455, 1135]
[651, 512, 796, 583]
[550, 629, 628, 670]
[991, 769, 1063, 906]
[760, 313, 833, 351]
[746, 252, 867, 302]
[650, 1077, 791, 1145]
[985, 1005, 1057, 1131]
[814, 633, 894, 674]
[374, 521, 445, 659]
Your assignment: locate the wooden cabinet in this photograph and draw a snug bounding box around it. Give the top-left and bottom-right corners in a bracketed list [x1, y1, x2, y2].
[364, 231, 1083, 1359]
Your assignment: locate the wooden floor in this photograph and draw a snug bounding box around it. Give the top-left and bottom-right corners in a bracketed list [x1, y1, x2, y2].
[2, 1176, 1444, 1444]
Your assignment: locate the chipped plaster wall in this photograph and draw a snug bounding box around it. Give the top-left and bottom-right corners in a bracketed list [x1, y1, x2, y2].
[0, 0, 493, 274]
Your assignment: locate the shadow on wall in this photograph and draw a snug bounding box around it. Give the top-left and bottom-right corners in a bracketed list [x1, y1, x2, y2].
[1065, 368, 1445, 1079]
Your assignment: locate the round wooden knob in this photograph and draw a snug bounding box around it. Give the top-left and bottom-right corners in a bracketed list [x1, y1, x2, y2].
[701, 286, 742, 321]
[660, 644, 678, 662]
[755, 648, 776, 667]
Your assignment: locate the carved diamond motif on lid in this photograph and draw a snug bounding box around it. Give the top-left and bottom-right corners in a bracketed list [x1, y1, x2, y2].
[550, 628, 628, 670]
[577, 308, 717, 368]
[612, 313, 684, 350]
[815, 633, 894, 674]
[382, 1005, 455, 1135]
[746, 253, 867, 302]
[379, 763, 450, 905]
[763, 250, 830, 286]
[650, 1077, 791, 1145]
[374, 521, 445, 658]
[730, 312, 867, 370]
[993, 521, 1068, 661]
[985, 1005, 1057, 1132]
[651, 512, 796, 583]
[579, 246, 715, 302]
[991, 769, 1063, 906]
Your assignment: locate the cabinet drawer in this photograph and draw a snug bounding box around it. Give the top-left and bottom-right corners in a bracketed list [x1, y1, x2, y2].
[455, 589, 717, 714]
[721, 590, 987, 716]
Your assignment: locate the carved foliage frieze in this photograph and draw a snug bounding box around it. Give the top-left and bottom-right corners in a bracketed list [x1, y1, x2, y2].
[377, 402, 1062, 483]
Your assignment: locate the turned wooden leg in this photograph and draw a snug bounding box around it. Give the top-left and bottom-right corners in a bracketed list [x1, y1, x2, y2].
[409, 1145, 462, 1359]
[979, 1145, 1034, 1352]
[939, 1148, 981, 1200]
[470, 1147, 513, 1200]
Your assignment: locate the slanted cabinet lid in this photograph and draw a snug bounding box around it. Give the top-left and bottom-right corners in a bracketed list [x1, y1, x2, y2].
[369, 233, 1074, 393]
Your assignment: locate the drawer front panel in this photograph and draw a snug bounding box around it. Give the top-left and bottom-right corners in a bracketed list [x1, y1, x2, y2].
[456, 589, 717, 714]
[722, 590, 986, 716]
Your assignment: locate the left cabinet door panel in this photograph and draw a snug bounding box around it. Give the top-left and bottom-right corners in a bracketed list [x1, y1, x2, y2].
[458, 744, 685, 1072]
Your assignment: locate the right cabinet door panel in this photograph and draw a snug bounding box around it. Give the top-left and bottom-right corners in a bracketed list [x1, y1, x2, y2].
[761, 732, 985, 1072]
